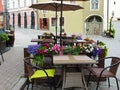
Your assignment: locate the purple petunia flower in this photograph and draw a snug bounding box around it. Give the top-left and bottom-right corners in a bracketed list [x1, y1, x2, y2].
[27, 44, 41, 55]
[77, 36, 82, 40]
[93, 47, 102, 58]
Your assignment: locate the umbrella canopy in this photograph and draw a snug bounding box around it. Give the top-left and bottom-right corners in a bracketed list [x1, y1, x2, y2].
[29, 1, 83, 11]
[29, 1, 83, 44]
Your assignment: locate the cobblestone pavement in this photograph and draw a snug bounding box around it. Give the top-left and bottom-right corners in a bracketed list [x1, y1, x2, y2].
[0, 21, 120, 90]
[0, 47, 24, 90]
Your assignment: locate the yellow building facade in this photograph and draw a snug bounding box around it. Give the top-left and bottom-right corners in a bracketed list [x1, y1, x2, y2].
[37, 0, 104, 35]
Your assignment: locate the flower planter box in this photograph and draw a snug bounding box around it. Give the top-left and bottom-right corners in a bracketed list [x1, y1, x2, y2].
[6, 32, 15, 47]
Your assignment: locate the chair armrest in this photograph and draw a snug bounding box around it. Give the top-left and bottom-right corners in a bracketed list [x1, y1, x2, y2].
[97, 57, 120, 77]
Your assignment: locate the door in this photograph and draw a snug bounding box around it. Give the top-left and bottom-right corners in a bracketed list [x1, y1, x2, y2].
[39, 18, 49, 30]
[86, 16, 102, 35]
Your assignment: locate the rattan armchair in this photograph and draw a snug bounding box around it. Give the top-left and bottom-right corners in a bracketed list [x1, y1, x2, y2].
[24, 57, 56, 90]
[87, 57, 120, 90]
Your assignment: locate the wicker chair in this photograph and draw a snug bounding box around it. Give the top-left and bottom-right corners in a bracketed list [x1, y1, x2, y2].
[24, 57, 56, 90]
[87, 57, 120, 90]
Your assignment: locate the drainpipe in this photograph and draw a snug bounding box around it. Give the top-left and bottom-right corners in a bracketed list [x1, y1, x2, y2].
[107, 0, 109, 30]
[35, 0, 39, 30]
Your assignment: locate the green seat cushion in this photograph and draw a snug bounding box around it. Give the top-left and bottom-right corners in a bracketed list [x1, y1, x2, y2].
[29, 69, 55, 81]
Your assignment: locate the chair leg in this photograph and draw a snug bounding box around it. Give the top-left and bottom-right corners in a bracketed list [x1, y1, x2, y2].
[115, 77, 120, 90]
[31, 80, 34, 90]
[54, 81, 57, 90]
[87, 71, 92, 86]
[27, 84, 29, 90]
[49, 84, 52, 90]
[26, 79, 30, 90]
[108, 78, 110, 87]
[96, 76, 102, 90]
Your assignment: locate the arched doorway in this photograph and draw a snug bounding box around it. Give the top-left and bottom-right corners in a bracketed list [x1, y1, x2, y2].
[85, 15, 103, 35]
[31, 11, 35, 29]
[18, 13, 21, 27]
[24, 12, 27, 28]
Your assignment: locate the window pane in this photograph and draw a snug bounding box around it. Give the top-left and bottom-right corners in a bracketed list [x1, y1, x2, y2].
[91, 0, 99, 9]
[51, 18, 56, 26]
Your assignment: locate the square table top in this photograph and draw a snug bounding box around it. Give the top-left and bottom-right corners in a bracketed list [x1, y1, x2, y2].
[62, 39, 87, 43]
[31, 39, 55, 43]
[53, 55, 96, 65]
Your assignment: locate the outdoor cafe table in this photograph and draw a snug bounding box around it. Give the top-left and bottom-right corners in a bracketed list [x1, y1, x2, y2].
[62, 39, 88, 46]
[31, 39, 55, 44]
[53, 55, 96, 90]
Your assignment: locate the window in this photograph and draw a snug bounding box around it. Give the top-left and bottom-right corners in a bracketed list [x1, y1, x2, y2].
[24, 0, 26, 7]
[13, 1, 15, 8]
[51, 17, 56, 26]
[2, 0, 4, 5]
[43, 10, 47, 14]
[18, 0, 20, 7]
[91, 0, 99, 10]
[7, 2, 10, 9]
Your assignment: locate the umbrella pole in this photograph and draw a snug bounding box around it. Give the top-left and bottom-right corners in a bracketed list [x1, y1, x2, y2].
[60, 0, 63, 46]
[55, 8, 58, 44]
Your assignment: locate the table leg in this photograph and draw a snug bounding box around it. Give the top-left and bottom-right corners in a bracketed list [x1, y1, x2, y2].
[62, 65, 66, 90]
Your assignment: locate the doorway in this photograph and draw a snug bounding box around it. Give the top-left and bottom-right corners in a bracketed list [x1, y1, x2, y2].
[31, 11, 35, 29]
[85, 15, 103, 35]
[18, 13, 21, 27]
[24, 12, 27, 28]
[39, 18, 49, 30]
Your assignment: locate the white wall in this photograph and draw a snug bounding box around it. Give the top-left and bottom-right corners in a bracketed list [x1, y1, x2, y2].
[104, 0, 120, 30]
[109, 0, 120, 19]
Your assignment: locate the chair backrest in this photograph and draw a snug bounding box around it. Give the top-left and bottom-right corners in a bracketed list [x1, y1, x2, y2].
[24, 48, 30, 58]
[24, 48, 30, 76]
[43, 53, 54, 68]
[24, 57, 34, 77]
[109, 57, 120, 75]
[97, 49, 106, 68]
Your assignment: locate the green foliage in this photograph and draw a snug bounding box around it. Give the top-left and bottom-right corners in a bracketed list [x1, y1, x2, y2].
[62, 46, 74, 55]
[107, 26, 115, 38]
[63, 44, 94, 55]
[97, 41, 108, 56]
[105, 17, 115, 38]
[0, 33, 9, 41]
[33, 55, 44, 66]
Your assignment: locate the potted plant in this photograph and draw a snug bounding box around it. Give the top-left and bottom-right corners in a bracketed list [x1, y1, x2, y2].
[27, 43, 63, 66]
[105, 17, 115, 38]
[0, 31, 9, 41]
[0, 30, 9, 50]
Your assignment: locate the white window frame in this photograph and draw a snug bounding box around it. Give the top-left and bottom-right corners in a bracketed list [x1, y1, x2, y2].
[51, 17, 57, 27]
[91, 0, 99, 10]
